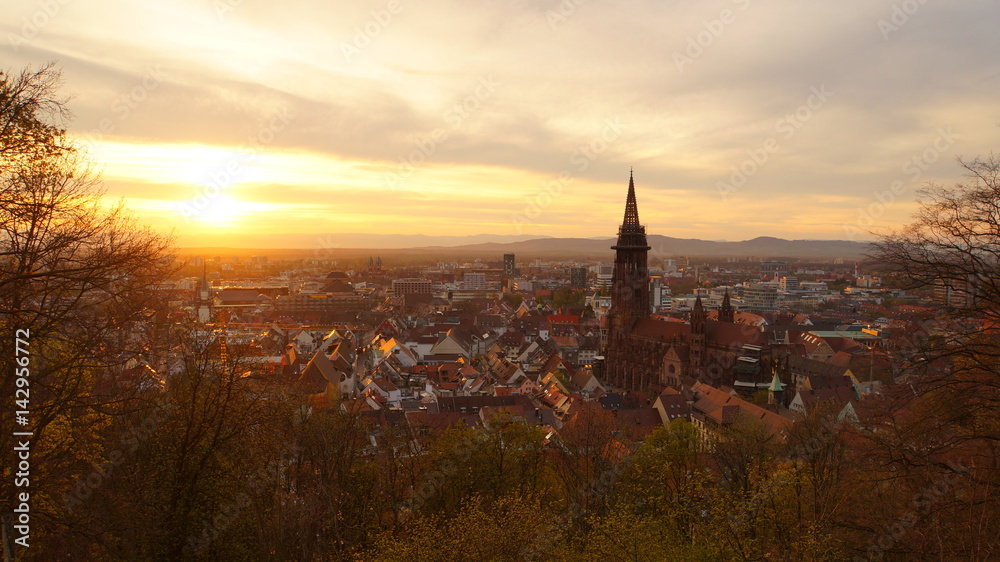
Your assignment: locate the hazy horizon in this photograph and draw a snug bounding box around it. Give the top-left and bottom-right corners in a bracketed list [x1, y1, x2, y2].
[173, 231, 877, 250]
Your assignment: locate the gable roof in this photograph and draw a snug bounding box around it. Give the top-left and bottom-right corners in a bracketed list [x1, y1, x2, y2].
[792, 385, 856, 413]
[787, 355, 851, 379]
[691, 382, 791, 435]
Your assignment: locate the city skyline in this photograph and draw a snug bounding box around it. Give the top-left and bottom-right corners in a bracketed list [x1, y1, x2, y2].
[3, 0, 998, 246]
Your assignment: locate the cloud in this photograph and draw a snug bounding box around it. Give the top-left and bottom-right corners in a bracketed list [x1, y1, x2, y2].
[2, 0, 998, 242]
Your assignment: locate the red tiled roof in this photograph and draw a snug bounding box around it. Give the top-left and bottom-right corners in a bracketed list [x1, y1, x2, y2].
[691, 382, 791, 435]
[551, 336, 580, 348]
[796, 386, 856, 409]
[705, 321, 765, 346]
[825, 337, 863, 354]
[632, 318, 691, 340]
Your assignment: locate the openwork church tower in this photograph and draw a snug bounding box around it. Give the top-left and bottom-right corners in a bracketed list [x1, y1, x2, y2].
[609, 171, 651, 334]
[605, 171, 652, 387]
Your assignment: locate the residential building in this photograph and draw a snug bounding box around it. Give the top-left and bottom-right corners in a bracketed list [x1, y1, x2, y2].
[744, 283, 778, 314]
[392, 278, 435, 297]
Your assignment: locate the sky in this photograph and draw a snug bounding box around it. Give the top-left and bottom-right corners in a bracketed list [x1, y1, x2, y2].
[3, 0, 999, 247]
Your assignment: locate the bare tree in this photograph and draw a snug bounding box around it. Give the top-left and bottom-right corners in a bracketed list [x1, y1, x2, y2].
[0, 64, 71, 167]
[864, 153, 1000, 559]
[0, 64, 173, 558]
[870, 154, 1000, 390]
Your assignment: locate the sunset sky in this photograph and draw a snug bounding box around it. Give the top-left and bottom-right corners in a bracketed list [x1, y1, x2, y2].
[4, 0, 998, 247]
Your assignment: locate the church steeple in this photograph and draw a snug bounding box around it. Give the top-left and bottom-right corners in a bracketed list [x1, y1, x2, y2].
[197, 260, 211, 323]
[690, 294, 707, 378]
[199, 261, 209, 301]
[613, 169, 651, 252]
[607, 170, 653, 389]
[719, 289, 735, 323]
[623, 169, 640, 227]
[691, 294, 706, 334]
[768, 371, 785, 406]
[609, 174, 650, 317]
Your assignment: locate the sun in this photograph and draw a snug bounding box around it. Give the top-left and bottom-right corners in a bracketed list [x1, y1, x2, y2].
[181, 193, 244, 226]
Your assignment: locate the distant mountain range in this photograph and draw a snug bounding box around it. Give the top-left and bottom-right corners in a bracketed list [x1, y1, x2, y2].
[411, 235, 872, 260]
[179, 233, 873, 260]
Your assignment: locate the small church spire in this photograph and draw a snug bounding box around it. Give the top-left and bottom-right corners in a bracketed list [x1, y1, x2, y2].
[199, 261, 209, 299]
[691, 294, 707, 335]
[719, 289, 734, 323]
[768, 371, 785, 406]
[768, 371, 785, 392]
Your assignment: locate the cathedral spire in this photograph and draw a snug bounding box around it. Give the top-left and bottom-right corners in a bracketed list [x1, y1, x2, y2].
[613, 170, 650, 251]
[623, 168, 640, 227]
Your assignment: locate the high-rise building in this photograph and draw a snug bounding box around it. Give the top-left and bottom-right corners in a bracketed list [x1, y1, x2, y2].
[650, 276, 672, 312]
[503, 253, 516, 276]
[934, 277, 974, 308]
[570, 267, 587, 290]
[744, 283, 778, 313]
[596, 264, 614, 288]
[463, 272, 487, 290]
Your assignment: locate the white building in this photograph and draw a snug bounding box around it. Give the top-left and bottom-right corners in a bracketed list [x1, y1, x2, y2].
[463, 272, 488, 290]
